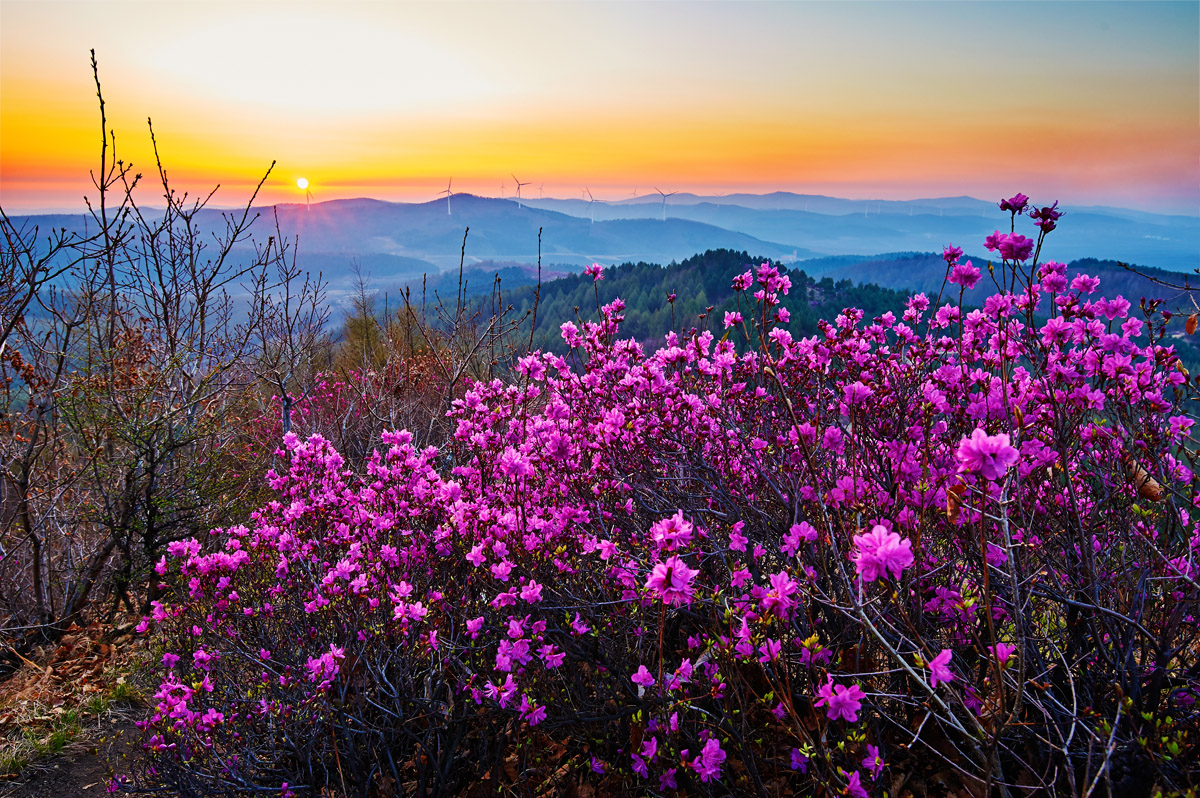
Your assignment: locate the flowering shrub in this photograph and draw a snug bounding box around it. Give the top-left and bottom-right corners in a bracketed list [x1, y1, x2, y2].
[134, 198, 1200, 796]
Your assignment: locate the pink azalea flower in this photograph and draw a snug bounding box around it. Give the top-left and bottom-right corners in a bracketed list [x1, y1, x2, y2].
[852, 525, 914, 582]
[956, 428, 1020, 481]
[782, 521, 818, 556]
[843, 381, 874, 406]
[862, 744, 884, 780]
[815, 678, 866, 722]
[650, 510, 694, 551]
[519, 694, 547, 725]
[762, 570, 800, 616]
[691, 737, 726, 783]
[998, 233, 1035, 261]
[928, 649, 954, 688]
[645, 555, 699, 606]
[559, 321, 583, 348]
[631, 665, 656, 688]
[1029, 200, 1062, 232]
[989, 642, 1018, 667]
[497, 447, 533, 479]
[728, 521, 748, 552]
[519, 580, 544, 603]
[845, 770, 870, 798]
[538, 644, 566, 668]
[1071, 273, 1100, 294]
[999, 192, 1029, 214]
[758, 638, 782, 663]
[948, 260, 981, 289]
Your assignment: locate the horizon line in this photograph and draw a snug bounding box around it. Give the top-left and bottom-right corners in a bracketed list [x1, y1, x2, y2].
[6, 189, 1198, 219]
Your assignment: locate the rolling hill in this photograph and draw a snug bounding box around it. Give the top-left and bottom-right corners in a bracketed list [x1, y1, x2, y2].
[525, 193, 1200, 273]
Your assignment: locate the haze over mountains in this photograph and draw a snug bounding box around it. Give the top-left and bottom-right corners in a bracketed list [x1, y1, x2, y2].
[525, 193, 1200, 273]
[9, 191, 1197, 304]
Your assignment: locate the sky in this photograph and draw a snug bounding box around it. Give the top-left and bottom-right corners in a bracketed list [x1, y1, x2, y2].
[1, 0, 1198, 215]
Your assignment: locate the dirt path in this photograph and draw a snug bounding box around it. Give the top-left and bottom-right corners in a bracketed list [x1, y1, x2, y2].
[0, 719, 149, 798]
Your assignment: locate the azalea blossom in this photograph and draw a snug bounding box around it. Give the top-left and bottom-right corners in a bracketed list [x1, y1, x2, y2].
[644, 555, 699, 605]
[989, 642, 1018, 667]
[984, 231, 1035, 261]
[956, 428, 1020, 480]
[862, 744, 884, 780]
[728, 521, 748, 551]
[758, 638, 782, 663]
[650, 510, 694, 551]
[999, 233, 1035, 261]
[948, 260, 981, 290]
[631, 664, 655, 688]
[762, 570, 800, 616]
[519, 580, 544, 603]
[1029, 200, 1062, 232]
[815, 678, 866, 722]
[999, 192, 1029, 214]
[845, 770, 870, 798]
[928, 649, 954, 688]
[852, 525, 914, 582]
[691, 738, 726, 783]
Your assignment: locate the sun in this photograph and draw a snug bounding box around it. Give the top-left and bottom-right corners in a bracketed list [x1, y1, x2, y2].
[297, 177, 309, 190]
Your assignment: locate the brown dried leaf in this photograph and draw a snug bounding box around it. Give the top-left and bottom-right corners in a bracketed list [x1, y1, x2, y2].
[1126, 457, 1164, 501]
[946, 483, 968, 524]
[1186, 313, 1198, 335]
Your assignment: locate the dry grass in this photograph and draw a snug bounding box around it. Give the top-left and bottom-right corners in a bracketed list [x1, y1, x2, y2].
[0, 620, 149, 783]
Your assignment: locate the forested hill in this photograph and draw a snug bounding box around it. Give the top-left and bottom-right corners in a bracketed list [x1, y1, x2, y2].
[806, 252, 1196, 312]
[501, 249, 910, 351]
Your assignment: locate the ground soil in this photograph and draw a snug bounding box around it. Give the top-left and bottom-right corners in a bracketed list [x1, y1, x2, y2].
[0, 621, 169, 798]
[0, 718, 146, 798]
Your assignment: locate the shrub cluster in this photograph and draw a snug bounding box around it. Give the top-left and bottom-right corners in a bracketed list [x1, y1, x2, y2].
[0, 55, 329, 658]
[133, 198, 1200, 796]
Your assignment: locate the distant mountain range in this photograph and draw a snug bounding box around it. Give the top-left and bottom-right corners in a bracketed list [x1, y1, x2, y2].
[6, 191, 1195, 307]
[524, 192, 1200, 273]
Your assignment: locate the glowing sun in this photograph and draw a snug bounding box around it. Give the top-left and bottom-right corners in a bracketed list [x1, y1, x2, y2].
[297, 177, 309, 190]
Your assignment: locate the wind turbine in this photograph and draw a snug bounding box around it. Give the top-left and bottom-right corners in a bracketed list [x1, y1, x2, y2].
[654, 187, 677, 222]
[438, 178, 453, 215]
[584, 187, 596, 223]
[511, 174, 530, 208]
[297, 177, 313, 211]
[714, 190, 726, 209]
[538, 184, 544, 199]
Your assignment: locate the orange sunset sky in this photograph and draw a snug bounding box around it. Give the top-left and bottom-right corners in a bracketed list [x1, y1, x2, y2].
[1, 0, 1197, 214]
